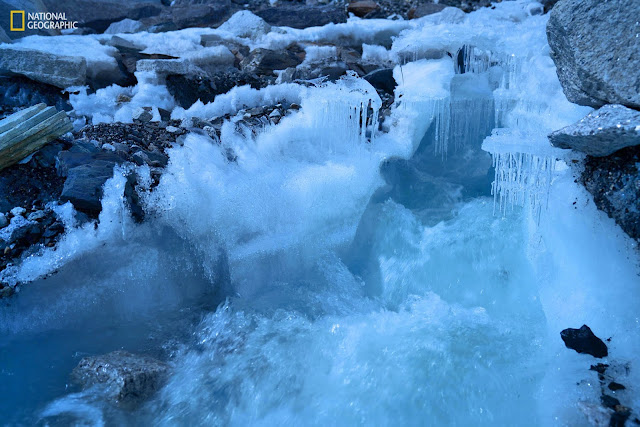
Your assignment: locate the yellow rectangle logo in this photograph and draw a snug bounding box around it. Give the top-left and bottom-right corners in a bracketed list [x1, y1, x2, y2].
[10, 10, 25, 31]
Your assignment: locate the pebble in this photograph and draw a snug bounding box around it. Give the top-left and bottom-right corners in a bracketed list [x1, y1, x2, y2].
[166, 126, 180, 133]
[27, 210, 46, 221]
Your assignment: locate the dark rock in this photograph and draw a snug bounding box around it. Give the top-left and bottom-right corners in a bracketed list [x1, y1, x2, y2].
[41, 0, 165, 33]
[348, 1, 379, 17]
[60, 161, 118, 215]
[549, 104, 640, 157]
[165, 0, 233, 30]
[581, 145, 640, 242]
[609, 382, 626, 391]
[590, 363, 609, 374]
[256, 5, 347, 29]
[560, 325, 608, 358]
[546, 0, 640, 109]
[601, 395, 621, 409]
[57, 150, 123, 177]
[408, 3, 448, 19]
[0, 76, 72, 115]
[240, 48, 304, 77]
[71, 350, 169, 406]
[364, 68, 396, 95]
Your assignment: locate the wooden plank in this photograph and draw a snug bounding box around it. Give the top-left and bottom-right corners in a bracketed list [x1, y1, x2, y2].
[0, 107, 57, 148]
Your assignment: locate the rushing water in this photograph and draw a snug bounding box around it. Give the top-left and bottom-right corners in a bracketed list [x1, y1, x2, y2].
[2, 2, 640, 425]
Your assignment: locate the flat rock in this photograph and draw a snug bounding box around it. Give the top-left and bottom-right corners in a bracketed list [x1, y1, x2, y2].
[348, 1, 379, 17]
[549, 104, 640, 157]
[560, 324, 608, 358]
[256, 5, 346, 29]
[0, 47, 87, 89]
[547, 0, 640, 109]
[240, 48, 303, 76]
[71, 351, 169, 406]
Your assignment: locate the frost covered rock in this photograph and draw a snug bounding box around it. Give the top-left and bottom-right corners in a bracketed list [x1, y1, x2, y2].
[240, 48, 304, 76]
[71, 351, 169, 406]
[0, 47, 87, 89]
[105, 18, 145, 34]
[218, 10, 271, 38]
[560, 325, 608, 358]
[549, 105, 640, 157]
[255, 5, 346, 29]
[547, 0, 640, 109]
[132, 107, 153, 123]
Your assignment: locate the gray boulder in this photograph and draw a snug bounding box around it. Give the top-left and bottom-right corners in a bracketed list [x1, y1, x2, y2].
[71, 351, 169, 406]
[255, 5, 346, 29]
[547, 0, 640, 109]
[0, 47, 87, 89]
[549, 104, 640, 157]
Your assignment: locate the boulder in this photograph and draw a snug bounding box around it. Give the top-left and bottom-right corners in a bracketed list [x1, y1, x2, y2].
[217, 10, 270, 38]
[547, 0, 640, 109]
[71, 351, 169, 406]
[0, 104, 72, 172]
[165, 0, 233, 30]
[348, 1, 379, 18]
[363, 68, 396, 95]
[41, 0, 164, 33]
[0, 47, 87, 89]
[0, 0, 55, 40]
[560, 325, 608, 358]
[60, 160, 118, 214]
[408, 3, 447, 19]
[105, 18, 145, 34]
[240, 48, 303, 76]
[0, 75, 72, 113]
[256, 5, 346, 29]
[549, 104, 640, 157]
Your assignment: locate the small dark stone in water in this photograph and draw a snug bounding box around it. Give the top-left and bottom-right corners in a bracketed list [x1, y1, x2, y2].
[609, 382, 626, 391]
[590, 363, 609, 374]
[560, 325, 608, 358]
[601, 394, 621, 409]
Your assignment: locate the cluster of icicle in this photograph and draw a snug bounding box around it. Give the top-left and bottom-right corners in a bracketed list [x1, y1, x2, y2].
[303, 72, 382, 150]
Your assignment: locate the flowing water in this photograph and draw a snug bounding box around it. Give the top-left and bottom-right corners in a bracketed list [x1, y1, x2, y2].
[1, 2, 640, 425]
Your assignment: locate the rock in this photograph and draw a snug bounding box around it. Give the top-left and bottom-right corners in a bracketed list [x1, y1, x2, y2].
[105, 18, 145, 34]
[546, 0, 640, 109]
[581, 145, 640, 242]
[0, 104, 73, 172]
[0, 76, 72, 114]
[348, 1, 379, 17]
[364, 68, 396, 95]
[71, 350, 169, 406]
[608, 382, 626, 391]
[549, 105, 640, 157]
[0, 213, 7, 228]
[0, 0, 56, 40]
[60, 161, 118, 214]
[408, 3, 448, 18]
[41, 0, 164, 33]
[218, 10, 271, 38]
[132, 107, 153, 123]
[560, 325, 608, 358]
[0, 47, 87, 89]
[256, 5, 347, 29]
[240, 48, 303, 76]
[27, 210, 45, 221]
[601, 395, 621, 410]
[165, 0, 233, 30]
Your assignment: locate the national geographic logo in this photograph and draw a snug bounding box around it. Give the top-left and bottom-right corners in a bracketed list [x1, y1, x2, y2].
[9, 10, 78, 31]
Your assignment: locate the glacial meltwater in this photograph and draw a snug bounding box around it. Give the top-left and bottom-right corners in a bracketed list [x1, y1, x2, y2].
[1, 1, 639, 425]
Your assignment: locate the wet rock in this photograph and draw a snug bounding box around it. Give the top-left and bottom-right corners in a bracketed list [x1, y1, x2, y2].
[364, 68, 396, 95]
[560, 325, 608, 358]
[348, 1, 379, 17]
[165, 0, 233, 30]
[549, 105, 640, 157]
[601, 395, 621, 410]
[60, 161, 118, 215]
[581, 145, 640, 242]
[256, 5, 347, 29]
[0, 213, 7, 229]
[71, 351, 169, 407]
[0, 47, 87, 89]
[546, 0, 640, 109]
